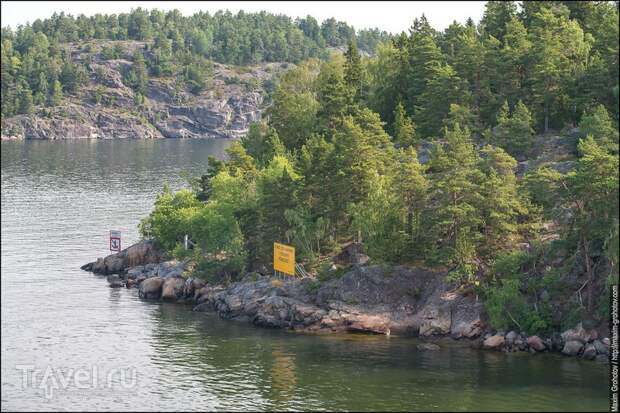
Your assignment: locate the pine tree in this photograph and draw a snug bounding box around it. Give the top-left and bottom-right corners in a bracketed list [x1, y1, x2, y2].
[316, 60, 352, 131]
[529, 7, 591, 131]
[495, 100, 535, 159]
[48, 79, 63, 106]
[427, 124, 484, 275]
[257, 158, 299, 264]
[35, 72, 48, 106]
[414, 64, 470, 138]
[392, 101, 416, 147]
[17, 83, 34, 114]
[480, 1, 518, 42]
[344, 38, 363, 102]
[578, 104, 619, 152]
[477, 145, 527, 256]
[442, 103, 477, 134]
[394, 146, 429, 259]
[405, 17, 443, 113]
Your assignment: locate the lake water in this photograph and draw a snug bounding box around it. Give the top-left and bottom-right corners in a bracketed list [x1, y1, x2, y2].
[0, 140, 610, 411]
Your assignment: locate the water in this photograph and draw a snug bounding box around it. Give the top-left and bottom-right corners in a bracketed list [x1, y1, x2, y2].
[1, 140, 609, 411]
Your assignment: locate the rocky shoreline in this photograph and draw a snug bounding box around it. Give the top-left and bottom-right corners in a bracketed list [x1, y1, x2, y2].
[81, 240, 610, 362]
[1, 40, 286, 141]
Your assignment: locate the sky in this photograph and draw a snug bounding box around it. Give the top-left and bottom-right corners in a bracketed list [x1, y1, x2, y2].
[0, 1, 488, 34]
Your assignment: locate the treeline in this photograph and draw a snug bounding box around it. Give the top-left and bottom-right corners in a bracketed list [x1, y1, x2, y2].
[365, 0, 618, 151]
[140, 1, 619, 336]
[0, 8, 391, 117]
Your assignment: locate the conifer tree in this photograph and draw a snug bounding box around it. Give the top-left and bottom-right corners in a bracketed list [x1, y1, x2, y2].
[392, 101, 416, 147]
[48, 79, 63, 106]
[17, 83, 34, 114]
[344, 38, 363, 102]
[578, 104, 619, 152]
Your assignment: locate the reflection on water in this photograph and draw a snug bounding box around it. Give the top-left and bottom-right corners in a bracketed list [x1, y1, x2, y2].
[1, 140, 609, 411]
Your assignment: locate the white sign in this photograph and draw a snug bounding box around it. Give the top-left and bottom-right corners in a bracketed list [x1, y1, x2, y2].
[110, 230, 121, 252]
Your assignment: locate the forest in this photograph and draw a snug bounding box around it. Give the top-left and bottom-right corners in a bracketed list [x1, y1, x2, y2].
[4, 2, 619, 335]
[0, 7, 389, 116]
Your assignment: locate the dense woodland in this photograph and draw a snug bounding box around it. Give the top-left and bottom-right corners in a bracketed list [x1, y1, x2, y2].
[3, 2, 619, 335]
[0, 8, 390, 116]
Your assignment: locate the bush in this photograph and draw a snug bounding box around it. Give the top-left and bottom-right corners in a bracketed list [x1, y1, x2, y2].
[482, 250, 551, 334]
[139, 185, 247, 283]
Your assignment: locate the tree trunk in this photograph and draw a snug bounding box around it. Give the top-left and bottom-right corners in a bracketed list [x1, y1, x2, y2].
[581, 233, 594, 312]
[544, 101, 549, 133]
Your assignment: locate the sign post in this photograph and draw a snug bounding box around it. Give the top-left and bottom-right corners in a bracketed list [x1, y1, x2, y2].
[110, 230, 121, 252]
[273, 242, 295, 277]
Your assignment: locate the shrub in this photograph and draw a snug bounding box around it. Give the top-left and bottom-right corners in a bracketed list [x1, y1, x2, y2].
[139, 185, 247, 283]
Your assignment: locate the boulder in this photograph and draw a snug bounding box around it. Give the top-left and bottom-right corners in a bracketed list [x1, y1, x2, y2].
[587, 330, 598, 342]
[450, 298, 484, 339]
[505, 331, 518, 347]
[138, 277, 165, 300]
[82, 240, 163, 275]
[527, 335, 546, 352]
[550, 332, 564, 352]
[161, 277, 186, 301]
[593, 340, 608, 355]
[582, 344, 597, 360]
[419, 304, 452, 336]
[561, 323, 589, 344]
[483, 335, 505, 350]
[126, 266, 144, 279]
[107, 274, 123, 288]
[562, 340, 584, 356]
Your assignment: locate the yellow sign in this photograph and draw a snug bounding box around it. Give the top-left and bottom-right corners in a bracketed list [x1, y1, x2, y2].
[273, 242, 295, 276]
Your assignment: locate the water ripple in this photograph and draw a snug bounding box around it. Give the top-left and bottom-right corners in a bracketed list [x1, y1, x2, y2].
[1, 140, 609, 412]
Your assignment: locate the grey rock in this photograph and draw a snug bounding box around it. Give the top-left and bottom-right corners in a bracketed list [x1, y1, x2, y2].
[561, 323, 589, 344]
[583, 344, 597, 360]
[139, 277, 165, 300]
[82, 240, 163, 275]
[161, 277, 186, 301]
[505, 331, 518, 346]
[107, 274, 124, 288]
[562, 340, 584, 356]
[593, 340, 608, 355]
[527, 335, 546, 352]
[483, 335, 505, 350]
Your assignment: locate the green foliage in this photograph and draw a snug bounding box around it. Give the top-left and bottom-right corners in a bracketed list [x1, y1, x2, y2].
[578, 104, 619, 152]
[75, 5, 618, 332]
[139, 185, 247, 282]
[392, 101, 416, 147]
[483, 250, 551, 334]
[267, 61, 319, 151]
[494, 100, 535, 158]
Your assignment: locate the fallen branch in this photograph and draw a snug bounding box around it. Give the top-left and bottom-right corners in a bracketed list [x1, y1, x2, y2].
[506, 309, 522, 330]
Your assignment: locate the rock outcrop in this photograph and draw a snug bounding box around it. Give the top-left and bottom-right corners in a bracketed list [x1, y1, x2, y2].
[82, 241, 611, 361]
[81, 239, 163, 275]
[1, 40, 287, 140]
[192, 265, 485, 336]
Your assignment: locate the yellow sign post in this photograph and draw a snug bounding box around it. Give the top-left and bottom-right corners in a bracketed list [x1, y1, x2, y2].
[273, 242, 295, 276]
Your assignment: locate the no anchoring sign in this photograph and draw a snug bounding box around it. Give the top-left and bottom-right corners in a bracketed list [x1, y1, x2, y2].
[110, 230, 121, 252]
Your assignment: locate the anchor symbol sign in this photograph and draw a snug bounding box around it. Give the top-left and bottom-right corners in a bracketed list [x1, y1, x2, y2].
[110, 230, 121, 252]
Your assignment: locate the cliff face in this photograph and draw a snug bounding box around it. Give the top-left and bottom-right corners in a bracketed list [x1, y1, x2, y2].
[1, 40, 287, 140]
